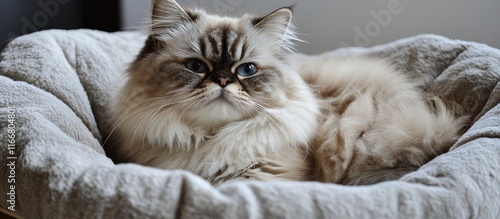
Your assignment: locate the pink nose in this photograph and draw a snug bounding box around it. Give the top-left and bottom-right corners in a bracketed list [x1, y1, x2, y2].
[217, 77, 231, 87]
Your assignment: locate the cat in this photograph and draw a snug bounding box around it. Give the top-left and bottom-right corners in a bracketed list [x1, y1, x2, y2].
[106, 0, 464, 186]
[292, 56, 464, 184]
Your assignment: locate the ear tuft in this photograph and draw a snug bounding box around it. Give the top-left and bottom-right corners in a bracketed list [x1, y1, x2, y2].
[252, 6, 294, 27]
[252, 6, 299, 52]
[150, 0, 195, 37]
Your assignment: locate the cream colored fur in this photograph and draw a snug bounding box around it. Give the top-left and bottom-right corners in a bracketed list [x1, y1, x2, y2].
[107, 0, 463, 186]
[293, 56, 463, 184]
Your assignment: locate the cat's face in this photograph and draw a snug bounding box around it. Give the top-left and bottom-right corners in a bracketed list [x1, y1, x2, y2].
[123, 0, 299, 130]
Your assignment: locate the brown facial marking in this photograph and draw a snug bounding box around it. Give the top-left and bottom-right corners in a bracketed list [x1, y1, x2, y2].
[135, 35, 162, 62]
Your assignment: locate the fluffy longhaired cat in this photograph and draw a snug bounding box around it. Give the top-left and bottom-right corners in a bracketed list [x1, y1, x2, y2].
[107, 0, 464, 185]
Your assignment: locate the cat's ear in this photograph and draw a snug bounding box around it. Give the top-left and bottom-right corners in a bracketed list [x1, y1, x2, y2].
[252, 6, 297, 51]
[150, 0, 195, 36]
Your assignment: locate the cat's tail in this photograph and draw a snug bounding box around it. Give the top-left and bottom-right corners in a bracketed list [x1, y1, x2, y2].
[340, 94, 467, 186]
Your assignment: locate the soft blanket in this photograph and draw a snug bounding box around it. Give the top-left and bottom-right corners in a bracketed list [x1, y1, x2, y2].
[0, 29, 499, 218]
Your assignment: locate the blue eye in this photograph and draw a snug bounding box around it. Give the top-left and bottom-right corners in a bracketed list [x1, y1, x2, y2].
[236, 63, 258, 77]
[185, 59, 208, 73]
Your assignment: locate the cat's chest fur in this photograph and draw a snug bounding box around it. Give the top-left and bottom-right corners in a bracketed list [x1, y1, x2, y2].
[114, 104, 316, 185]
[107, 0, 463, 186]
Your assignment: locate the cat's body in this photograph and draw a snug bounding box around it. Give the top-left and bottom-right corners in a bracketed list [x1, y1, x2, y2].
[106, 0, 464, 185]
[294, 56, 462, 184]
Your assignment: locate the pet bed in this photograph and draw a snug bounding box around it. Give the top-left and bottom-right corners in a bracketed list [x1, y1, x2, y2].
[1, 29, 499, 218]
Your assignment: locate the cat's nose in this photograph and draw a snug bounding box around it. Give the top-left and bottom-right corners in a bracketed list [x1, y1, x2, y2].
[210, 74, 233, 88]
[217, 77, 232, 88]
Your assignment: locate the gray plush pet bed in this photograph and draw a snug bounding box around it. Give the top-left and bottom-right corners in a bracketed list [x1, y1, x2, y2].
[1, 29, 499, 218]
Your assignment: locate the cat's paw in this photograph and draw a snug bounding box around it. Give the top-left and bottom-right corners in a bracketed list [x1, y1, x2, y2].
[209, 162, 256, 185]
[240, 162, 288, 181]
[209, 161, 285, 185]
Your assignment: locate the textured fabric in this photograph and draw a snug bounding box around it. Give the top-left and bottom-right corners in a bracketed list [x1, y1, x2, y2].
[0, 30, 499, 218]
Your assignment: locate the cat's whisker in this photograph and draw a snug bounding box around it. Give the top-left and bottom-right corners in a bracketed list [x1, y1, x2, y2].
[107, 97, 168, 131]
[177, 92, 206, 119]
[106, 0, 463, 186]
[254, 99, 323, 137]
[242, 103, 294, 145]
[117, 93, 191, 149]
[104, 97, 173, 147]
[128, 95, 187, 142]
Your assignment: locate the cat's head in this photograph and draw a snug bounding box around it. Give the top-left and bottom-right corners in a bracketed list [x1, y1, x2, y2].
[121, 0, 304, 131]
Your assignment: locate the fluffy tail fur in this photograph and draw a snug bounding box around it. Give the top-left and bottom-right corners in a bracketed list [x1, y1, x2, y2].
[293, 55, 465, 185]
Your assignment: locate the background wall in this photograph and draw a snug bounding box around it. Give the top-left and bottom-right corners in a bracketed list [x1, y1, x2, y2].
[0, 0, 121, 52]
[0, 0, 83, 49]
[1, 1, 499, 54]
[121, 0, 500, 54]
